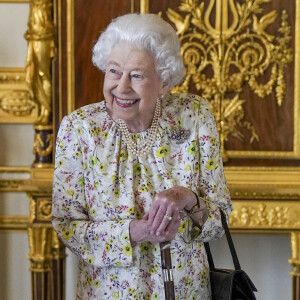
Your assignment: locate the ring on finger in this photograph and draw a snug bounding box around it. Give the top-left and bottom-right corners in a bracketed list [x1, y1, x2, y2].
[164, 214, 172, 221]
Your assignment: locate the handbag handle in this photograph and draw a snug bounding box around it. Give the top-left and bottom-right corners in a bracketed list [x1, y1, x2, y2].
[204, 209, 241, 271]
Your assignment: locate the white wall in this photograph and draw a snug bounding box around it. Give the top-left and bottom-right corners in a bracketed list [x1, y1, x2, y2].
[0, 2, 293, 300]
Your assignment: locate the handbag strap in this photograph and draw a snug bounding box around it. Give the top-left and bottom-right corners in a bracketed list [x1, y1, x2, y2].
[204, 209, 241, 271]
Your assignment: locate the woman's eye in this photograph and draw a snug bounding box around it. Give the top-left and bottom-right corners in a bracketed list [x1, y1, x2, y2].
[110, 69, 117, 74]
[131, 74, 143, 79]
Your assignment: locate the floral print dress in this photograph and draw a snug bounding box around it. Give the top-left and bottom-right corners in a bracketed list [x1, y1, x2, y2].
[52, 93, 232, 300]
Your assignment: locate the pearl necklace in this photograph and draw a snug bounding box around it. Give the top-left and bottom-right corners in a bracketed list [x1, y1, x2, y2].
[119, 98, 161, 156]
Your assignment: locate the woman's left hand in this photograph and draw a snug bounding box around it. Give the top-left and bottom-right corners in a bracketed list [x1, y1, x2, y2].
[145, 186, 197, 237]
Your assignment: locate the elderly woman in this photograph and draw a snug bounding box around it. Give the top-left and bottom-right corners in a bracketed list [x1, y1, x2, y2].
[52, 13, 232, 299]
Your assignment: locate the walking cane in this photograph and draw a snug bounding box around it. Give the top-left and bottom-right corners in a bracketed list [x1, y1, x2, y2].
[160, 241, 175, 300]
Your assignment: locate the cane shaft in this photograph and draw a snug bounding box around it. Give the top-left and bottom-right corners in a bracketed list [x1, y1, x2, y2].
[160, 241, 175, 300]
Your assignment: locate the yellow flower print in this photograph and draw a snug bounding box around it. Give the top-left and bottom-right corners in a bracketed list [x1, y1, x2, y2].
[99, 162, 106, 172]
[201, 278, 206, 287]
[102, 132, 108, 140]
[133, 292, 138, 299]
[62, 229, 74, 240]
[67, 189, 74, 196]
[157, 174, 163, 182]
[59, 143, 65, 150]
[146, 181, 151, 188]
[184, 164, 191, 171]
[135, 210, 142, 219]
[90, 128, 96, 136]
[119, 176, 124, 183]
[93, 280, 100, 288]
[78, 177, 84, 188]
[210, 137, 217, 145]
[96, 127, 102, 135]
[127, 207, 135, 214]
[144, 165, 149, 173]
[79, 245, 86, 251]
[145, 292, 151, 300]
[123, 235, 129, 241]
[139, 185, 148, 192]
[57, 160, 64, 168]
[177, 118, 183, 126]
[111, 175, 116, 182]
[155, 146, 170, 158]
[178, 221, 186, 233]
[77, 128, 83, 135]
[74, 151, 82, 158]
[188, 141, 196, 155]
[177, 261, 183, 270]
[83, 162, 87, 170]
[108, 238, 114, 244]
[86, 256, 94, 264]
[123, 244, 132, 256]
[105, 243, 111, 252]
[70, 221, 78, 228]
[119, 150, 128, 162]
[141, 242, 151, 253]
[149, 267, 157, 274]
[152, 292, 159, 299]
[205, 158, 217, 170]
[94, 181, 100, 188]
[112, 292, 119, 299]
[128, 287, 135, 295]
[91, 209, 96, 217]
[133, 163, 142, 174]
[114, 189, 120, 198]
[90, 155, 98, 167]
[202, 268, 208, 278]
[195, 162, 200, 173]
[192, 102, 199, 111]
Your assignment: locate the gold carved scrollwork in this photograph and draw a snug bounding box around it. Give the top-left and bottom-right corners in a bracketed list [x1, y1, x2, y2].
[33, 132, 53, 157]
[229, 202, 300, 229]
[0, 69, 39, 123]
[25, 0, 55, 125]
[167, 0, 293, 157]
[290, 233, 300, 278]
[28, 227, 53, 272]
[37, 198, 52, 221]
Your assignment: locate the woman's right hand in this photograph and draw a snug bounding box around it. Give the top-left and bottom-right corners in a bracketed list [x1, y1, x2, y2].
[129, 216, 180, 245]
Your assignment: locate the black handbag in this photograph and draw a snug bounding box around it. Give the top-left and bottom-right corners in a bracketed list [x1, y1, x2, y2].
[204, 210, 257, 300]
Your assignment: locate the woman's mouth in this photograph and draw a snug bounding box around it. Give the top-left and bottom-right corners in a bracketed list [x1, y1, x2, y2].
[114, 96, 139, 107]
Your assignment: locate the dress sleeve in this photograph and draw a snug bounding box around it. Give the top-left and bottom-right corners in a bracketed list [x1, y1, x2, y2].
[178, 97, 233, 243]
[52, 116, 134, 268]
[197, 98, 233, 242]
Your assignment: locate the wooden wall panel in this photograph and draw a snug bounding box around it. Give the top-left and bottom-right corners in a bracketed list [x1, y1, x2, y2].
[147, 0, 299, 166]
[74, 1, 133, 109]
[54, 0, 134, 131]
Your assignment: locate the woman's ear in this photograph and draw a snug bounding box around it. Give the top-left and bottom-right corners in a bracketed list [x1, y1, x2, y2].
[161, 81, 169, 94]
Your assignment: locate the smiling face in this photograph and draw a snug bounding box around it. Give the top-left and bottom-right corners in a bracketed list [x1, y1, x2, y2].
[103, 43, 167, 132]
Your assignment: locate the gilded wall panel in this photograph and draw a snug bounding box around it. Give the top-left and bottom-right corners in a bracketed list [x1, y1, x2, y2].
[148, 0, 300, 163]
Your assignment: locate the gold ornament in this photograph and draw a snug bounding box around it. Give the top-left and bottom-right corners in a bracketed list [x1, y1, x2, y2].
[167, 0, 293, 158]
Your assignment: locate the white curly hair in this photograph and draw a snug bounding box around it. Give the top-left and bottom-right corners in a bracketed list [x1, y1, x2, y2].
[92, 13, 185, 89]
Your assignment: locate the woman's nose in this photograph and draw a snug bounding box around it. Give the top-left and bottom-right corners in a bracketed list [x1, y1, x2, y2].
[117, 74, 131, 93]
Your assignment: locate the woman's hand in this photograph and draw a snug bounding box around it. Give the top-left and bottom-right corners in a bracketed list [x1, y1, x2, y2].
[129, 186, 197, 245]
